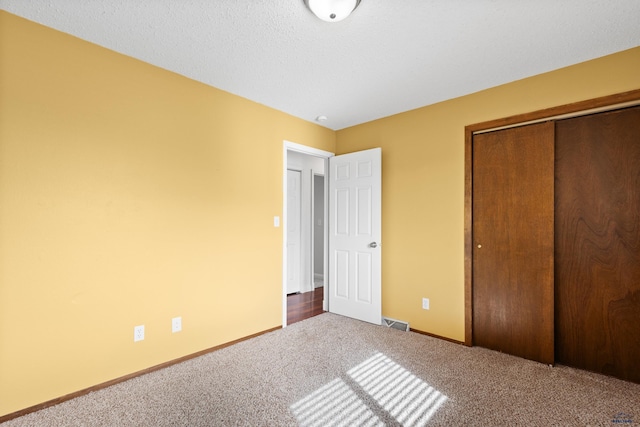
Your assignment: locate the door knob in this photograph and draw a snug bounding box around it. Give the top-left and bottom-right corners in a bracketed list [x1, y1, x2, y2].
[369, 242, 378, 248]
[477, 244, 482, 249]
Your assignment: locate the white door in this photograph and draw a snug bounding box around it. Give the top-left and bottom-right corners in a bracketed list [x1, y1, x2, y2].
[287, 169, 302, 294]
[329, 148, 381, 325]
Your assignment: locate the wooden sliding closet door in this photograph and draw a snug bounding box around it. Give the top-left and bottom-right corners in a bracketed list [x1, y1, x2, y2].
[555, 106, 640, 383]
[472, 122, 555, 365]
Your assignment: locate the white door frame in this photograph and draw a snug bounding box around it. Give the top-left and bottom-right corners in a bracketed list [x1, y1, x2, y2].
[286, 168, 303, 295]
[311, 171, 325, 289]
[283, 140, 334, 327]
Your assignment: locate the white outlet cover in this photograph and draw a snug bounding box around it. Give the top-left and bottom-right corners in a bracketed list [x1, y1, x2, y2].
[172, 316, 182, 333]
[422, 298, 430, 310]
[134, 325, 145, 342]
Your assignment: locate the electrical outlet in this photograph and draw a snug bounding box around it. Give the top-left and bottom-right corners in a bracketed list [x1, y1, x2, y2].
[172, 316, 182, 333]
[422, 298, 430, 310]
[134, 325, 145, 342]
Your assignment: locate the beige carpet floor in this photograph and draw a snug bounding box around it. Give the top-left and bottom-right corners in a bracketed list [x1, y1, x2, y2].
[2, 312, 639, 426]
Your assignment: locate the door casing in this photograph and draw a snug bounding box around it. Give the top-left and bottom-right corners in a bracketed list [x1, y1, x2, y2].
[286, 168, 302, 294]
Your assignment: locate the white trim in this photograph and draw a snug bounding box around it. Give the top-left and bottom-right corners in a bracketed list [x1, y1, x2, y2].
[311, 171, 325, 292]
[283, 141, 334, 327]
[284, 140, 334, 157]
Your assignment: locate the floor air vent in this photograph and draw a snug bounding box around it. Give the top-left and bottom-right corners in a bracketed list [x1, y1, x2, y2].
[382, 317, 409, 332]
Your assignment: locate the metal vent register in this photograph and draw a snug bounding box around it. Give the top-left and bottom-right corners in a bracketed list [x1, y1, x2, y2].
[382, 317, 409, 332]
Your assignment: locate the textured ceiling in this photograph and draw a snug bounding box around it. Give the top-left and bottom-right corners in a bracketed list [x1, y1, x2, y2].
[2, 0, 639, 130]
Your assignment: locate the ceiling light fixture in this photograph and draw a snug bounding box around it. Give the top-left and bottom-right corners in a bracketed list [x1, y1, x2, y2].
[304, 0, 361, 22]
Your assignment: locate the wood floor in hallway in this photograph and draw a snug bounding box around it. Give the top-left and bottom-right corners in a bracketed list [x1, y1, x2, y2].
[287, 287, 324, 325]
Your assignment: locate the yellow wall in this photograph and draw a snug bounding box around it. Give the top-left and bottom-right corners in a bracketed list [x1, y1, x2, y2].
[0, 11, 335, 416]
[336, 46, 640, 342]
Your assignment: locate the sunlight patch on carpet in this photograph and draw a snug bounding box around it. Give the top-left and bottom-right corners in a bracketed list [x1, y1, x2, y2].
[291, 352, 447, 426]
[349, 352, 448, 426]
[290, 378, 384, 427]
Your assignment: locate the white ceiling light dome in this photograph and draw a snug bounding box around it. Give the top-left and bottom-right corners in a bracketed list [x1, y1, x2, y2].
[304, 0, 362, 22]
